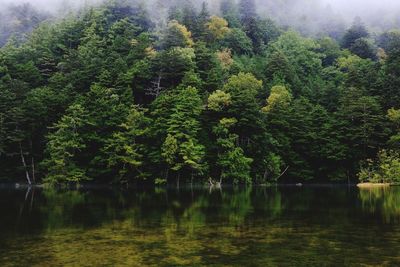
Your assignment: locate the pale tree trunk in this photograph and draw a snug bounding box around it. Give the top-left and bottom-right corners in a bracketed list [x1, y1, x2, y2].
[31, 156, 35, 184]
[19, 142, 31, 185]
[263, 169, 269, 182]
[30, 139, 35, 184]
[30, 187, 35, 212]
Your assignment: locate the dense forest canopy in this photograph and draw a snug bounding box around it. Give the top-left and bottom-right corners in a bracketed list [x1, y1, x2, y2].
[0, 0, 399, 185]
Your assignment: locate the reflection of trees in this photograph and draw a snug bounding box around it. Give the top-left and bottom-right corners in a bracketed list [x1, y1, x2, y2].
[359, 187, 400, 223]
[219, 186, 253, 225]
[34, 186, 287, 233]
[8, 186, 400, 266]
[253, 186, 282, 217]
[41, 189, 86, 230]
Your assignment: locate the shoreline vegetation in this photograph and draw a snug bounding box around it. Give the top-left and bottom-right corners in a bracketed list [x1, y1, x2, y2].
[5, 182, 397, 190]
[0, 0, 400, 186]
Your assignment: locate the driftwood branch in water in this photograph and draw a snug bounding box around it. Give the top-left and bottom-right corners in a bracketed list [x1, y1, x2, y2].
[276, 166, 290, 180]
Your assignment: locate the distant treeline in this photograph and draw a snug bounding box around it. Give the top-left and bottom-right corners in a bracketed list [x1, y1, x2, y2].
[0, 0, 399, 185]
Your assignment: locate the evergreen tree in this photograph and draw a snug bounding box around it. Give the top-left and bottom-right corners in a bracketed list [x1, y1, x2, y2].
[103, 106, 148, 183]
[43, 104, 89, 184]
[220, 0, 240, 28]
[342, 18, 369, 49]
[336, 87, 387, 174]
[213, 118, 253, 184]
[161, 20, 194, 49]
[195, 2, 210, 40]
[153, 87, 206, 183]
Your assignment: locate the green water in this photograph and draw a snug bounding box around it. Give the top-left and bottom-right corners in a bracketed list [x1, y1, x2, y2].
[0, 185, 400, 266]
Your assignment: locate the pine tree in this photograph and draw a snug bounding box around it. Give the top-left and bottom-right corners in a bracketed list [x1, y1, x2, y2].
[342, 18, 369, 49]
[213, 118, 253, 184]
[154, 87, 206, 183]
[43, 104, 89, 184]
[103, 106, 148, 183]
[220, 0, 240, 28]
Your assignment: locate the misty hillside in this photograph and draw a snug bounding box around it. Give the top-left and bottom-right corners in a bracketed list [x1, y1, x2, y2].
[0, 3, 50, 46]
[1, 0, 400, 185]
[2, 0, 400, 47]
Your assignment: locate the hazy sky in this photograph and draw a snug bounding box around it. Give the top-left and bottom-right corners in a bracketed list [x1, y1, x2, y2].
[2, 0, 400, 14]
[324, 0, 400, 16]
[2, 0, 400, 27]
[2, 0, 400, 12]
[1, 0, 100, 12]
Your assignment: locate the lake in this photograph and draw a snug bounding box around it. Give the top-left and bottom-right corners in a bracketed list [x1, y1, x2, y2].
[0, 185, 399, 266]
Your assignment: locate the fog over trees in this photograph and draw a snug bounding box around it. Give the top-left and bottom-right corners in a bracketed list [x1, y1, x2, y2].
[1, 0, 400, 44]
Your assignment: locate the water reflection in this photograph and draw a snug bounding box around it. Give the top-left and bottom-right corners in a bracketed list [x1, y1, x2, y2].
[0, 186, 400, 266]
[359, 186, 400, 223]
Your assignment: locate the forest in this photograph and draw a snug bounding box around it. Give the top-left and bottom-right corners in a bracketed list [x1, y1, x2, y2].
[0, 0, 400, 186]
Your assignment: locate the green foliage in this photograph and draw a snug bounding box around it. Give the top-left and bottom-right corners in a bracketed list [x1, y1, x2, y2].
[336, 87, 387, 171]
[213, 118, 253, 184]
[158, 87, 206, 176]
[208, 90, 232, 112]
[336, 54, 377, 89]
[103, 106, 148, 182]
[317, 37, 342, 66]
[380, 37, 400, 109]
[222, 72, 263, 140]
[0, 88, 24, 156]
[262, 85, 292, 113]
[220, 0, 240, 28]
[270, 31, 322, 78]
[220, 28, 253, 55]
[267, 31, 323, 96]
[349, 38, 377, 60]
[342, 19, 369, 49]
[153, 47, 196, 89]
[205, 16, 231, 42]
[43, 104, 89, 185]
[223, 72, 262, 96]
[161, 20, 194, 49]
[359, 150, 400, 184]
[387, 108, 400, 149]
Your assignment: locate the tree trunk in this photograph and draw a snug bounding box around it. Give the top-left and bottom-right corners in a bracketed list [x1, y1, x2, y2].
[30, 187, 35, 212]
[29, 139, 35, 184]
[165, 168, 169, 183]
[263, 169, 269, 181]
[19, 142, 31, 185]
[31, 156, 36, 184]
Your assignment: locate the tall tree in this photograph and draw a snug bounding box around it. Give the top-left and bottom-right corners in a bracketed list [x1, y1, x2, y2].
[155, 87, 206, 184]
[103, 106, 148, 183]
[43, 104, 89, 184]
[213, 118, 253, 184]
[342, 18, 369, 49]
[220, 0, 240, 28]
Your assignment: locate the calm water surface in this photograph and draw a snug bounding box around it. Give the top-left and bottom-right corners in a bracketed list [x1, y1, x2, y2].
[0, 185, 400, 266]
